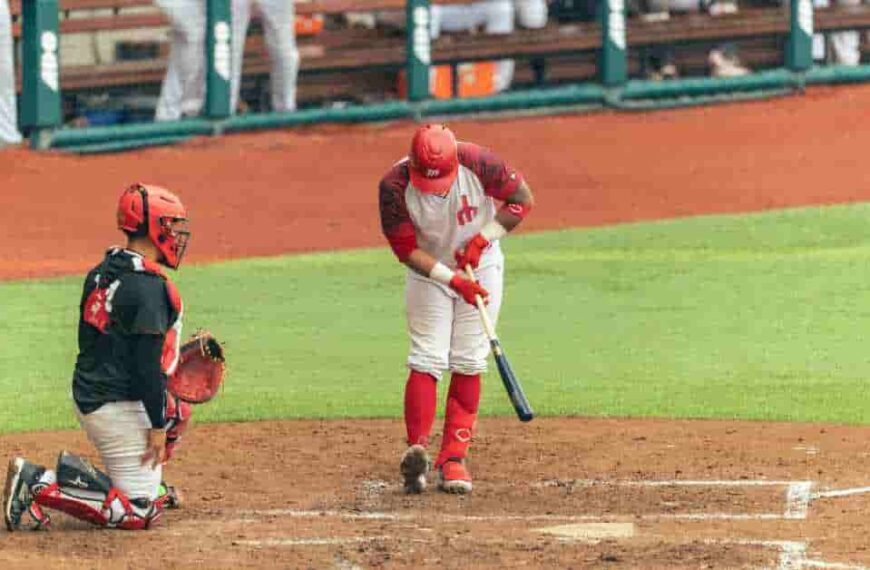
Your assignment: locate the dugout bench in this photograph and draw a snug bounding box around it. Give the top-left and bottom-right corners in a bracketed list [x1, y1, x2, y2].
[11, 0, 870, 112]
[9, 0, 870, 150]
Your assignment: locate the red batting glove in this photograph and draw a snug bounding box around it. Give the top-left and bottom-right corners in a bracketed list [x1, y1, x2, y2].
[454, 234, 490, 270]
[449, 274, 489, 306]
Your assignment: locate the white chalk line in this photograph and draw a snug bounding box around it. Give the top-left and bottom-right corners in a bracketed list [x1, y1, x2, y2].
[706, 539, 868, 570]
[234, 533, 868, 569]
[237, 508, 791, 523]
[801, 561, 869, 570]
[229, 479, 868, 566]
[539, 478, 814, 520]
[811, 486, 870, 500]
[233, 536, 393, 547]
[537, 479, 812, 488]
[236, 479, 820, 523]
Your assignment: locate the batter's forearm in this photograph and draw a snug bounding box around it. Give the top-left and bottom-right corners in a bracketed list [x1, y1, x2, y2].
[405, 249, 442, 278]
[480, 180, 535, 241]
[498, 180, 535, 233]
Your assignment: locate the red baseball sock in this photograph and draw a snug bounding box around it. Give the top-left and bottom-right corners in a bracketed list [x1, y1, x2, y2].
[404, 370, 437, 447]
[436, 373, 481, 467]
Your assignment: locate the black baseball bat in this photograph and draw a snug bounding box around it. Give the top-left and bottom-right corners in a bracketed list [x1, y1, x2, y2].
[465, 266, 534, 422]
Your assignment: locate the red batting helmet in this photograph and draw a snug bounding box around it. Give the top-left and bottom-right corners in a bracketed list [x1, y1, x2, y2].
[408, 124, 459, 195]
[117, 183, 190, 269]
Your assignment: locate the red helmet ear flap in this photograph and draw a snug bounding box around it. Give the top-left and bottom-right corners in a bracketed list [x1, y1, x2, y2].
[117, 184, 150, 237]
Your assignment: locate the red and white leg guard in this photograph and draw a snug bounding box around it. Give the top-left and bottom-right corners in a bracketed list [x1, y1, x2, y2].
[34, 483, 163, 530]
[30, 451, 163, 530]
[404, 369, 438, 448]
[435, 373, 481, 467]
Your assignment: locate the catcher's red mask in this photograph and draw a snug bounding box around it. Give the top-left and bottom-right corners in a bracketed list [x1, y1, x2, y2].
[117, 184, 190, 269]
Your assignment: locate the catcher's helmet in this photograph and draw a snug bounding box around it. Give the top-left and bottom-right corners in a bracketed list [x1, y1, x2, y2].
[117, 184, 190, 269]
[409, 124, 459, 196]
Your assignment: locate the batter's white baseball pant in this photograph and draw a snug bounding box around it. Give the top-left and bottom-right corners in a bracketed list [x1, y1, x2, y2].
[405, 254, 504, 378]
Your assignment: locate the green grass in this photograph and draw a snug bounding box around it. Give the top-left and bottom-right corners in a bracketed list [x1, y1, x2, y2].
[3, 203, 870, 433]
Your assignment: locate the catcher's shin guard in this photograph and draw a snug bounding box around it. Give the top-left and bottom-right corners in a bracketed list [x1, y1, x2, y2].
[434, 373, 481, 468]
[32, 451, 163, 530]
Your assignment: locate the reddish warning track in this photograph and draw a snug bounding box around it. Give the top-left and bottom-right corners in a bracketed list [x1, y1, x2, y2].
[1, 84, 870, 280]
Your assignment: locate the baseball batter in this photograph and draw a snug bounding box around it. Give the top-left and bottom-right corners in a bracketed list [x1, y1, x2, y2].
[0, 0, 22, 144]
[155, 0, 206, 121]
[379, 124, 535, 494]
[231, 0, 299, 112]
[3, 184, 192, 530]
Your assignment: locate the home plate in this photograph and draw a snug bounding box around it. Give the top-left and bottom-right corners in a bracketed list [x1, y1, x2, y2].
[535, 523, 635, 542]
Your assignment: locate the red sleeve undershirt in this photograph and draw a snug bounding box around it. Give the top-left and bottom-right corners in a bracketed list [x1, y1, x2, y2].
[378, 161, 418, 262]
[457, 142, 523, 201]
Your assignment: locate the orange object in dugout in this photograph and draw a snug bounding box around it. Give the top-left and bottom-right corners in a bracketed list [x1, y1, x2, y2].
[294, 14, 324, 36]
[398, 62, 498, 99]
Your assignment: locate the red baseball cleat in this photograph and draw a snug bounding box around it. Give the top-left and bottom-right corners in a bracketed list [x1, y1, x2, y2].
[437, 458, 472, 494]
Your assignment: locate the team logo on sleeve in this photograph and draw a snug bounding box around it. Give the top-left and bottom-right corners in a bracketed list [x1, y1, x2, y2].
[83, 278, 121, 333]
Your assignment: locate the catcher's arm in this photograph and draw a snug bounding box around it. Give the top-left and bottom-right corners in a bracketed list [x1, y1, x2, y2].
[167, 331, 226, 404]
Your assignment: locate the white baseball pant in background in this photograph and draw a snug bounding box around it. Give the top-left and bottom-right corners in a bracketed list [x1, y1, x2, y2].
[76, 401, 162, 500]
[155, 0, 207, 121]
[829, 0, 867, 65]
[430, 0, 515, 92]
[231, 0, 299, 112]
[0, 0, 22, 145]
[405, 249, 504, 379]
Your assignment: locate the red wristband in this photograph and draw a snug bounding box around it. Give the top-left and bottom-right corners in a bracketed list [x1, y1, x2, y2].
[501, 201, 531, 220]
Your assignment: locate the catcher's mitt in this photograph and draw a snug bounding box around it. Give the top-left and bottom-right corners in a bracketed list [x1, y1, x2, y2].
[168, 331, 225, 403]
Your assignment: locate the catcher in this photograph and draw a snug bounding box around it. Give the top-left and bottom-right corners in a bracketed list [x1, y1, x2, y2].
[3, 184, 224, 531]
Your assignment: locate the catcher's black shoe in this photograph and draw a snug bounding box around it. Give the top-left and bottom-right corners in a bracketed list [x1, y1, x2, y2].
[158, 481, 183, 510]
[400, 445, 430, 494]
[3, 457, 47, 531]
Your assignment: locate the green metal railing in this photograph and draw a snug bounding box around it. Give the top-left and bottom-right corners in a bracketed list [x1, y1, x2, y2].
[15, 0, 870, 152]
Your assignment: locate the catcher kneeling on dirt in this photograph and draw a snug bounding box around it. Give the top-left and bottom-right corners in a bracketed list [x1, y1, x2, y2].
[3, 184, 225, 531]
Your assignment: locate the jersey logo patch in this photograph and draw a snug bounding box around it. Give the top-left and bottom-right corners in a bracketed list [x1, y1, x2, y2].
[457, 195, 478, 226]
[83, 278, 120, 333]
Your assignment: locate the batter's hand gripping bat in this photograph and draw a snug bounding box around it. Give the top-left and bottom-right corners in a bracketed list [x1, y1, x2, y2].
[464, 266, 534, 422]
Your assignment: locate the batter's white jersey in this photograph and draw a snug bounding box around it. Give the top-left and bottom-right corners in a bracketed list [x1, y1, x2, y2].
[379, 142, 523, 377]
[405, 162, 503, 270]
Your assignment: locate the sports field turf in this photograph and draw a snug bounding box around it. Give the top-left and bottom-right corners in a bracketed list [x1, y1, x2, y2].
[3, 203, 869, 433]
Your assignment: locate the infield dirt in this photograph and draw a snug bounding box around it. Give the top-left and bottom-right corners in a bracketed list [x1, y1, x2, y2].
[0, 418, 868, 568]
